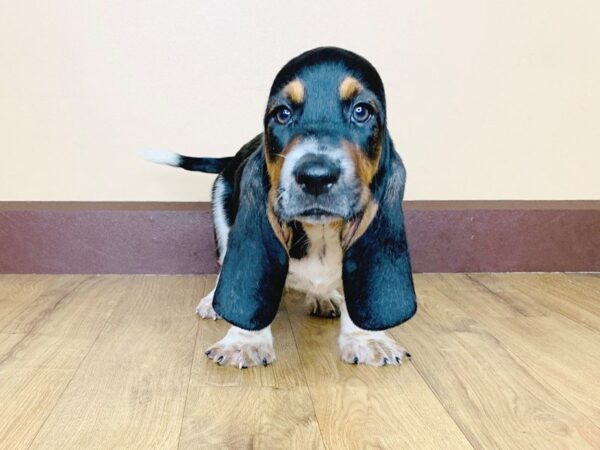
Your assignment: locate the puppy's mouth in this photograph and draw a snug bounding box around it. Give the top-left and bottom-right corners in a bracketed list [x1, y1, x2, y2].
[295, 207, 339, 224]
[299, 207, 333, 217]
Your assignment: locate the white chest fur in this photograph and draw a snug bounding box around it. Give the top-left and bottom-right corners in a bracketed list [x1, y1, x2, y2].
[286, 224, 343, 297]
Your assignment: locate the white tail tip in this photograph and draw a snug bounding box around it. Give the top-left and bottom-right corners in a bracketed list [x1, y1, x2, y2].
[140, 149, 181, 167]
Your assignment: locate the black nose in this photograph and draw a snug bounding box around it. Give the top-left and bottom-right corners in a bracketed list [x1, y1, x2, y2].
[293, 154, 341, 196]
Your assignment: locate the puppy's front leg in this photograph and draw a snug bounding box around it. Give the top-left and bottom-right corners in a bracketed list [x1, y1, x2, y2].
[205, 325, 275, 368]
[338, 302, 410, 367]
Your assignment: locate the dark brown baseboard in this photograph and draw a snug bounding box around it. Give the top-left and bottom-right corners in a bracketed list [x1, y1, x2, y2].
[1, 201, 598, 274]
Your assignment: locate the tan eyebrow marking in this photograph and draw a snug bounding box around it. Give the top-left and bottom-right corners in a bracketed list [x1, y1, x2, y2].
[339, 76, 364, 101]
[282, 79, 305, 104]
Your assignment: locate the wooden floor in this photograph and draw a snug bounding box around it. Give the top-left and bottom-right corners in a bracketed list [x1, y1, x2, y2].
[1, 274, 599, 449]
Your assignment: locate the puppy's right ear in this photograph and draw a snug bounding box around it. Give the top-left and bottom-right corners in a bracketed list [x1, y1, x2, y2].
[212, 149, 289, 330]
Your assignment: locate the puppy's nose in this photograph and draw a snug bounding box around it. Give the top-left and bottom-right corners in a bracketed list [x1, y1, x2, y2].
[294, 154, 341, 196]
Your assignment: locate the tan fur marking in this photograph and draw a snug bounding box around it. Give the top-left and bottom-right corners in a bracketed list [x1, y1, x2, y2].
[339, 138, 383, 248]
[264, 137, 302, 248]
[342, 140, 381, 189]
[265, 136, 301, 190]
[267, 199, 290, 248]
[283, 79, 305, 104]
[341, 200, 379, 248]
[339, 76, 363, 101]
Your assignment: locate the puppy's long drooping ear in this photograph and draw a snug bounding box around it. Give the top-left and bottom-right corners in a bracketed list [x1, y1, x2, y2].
[343, 136, 417, 331]
[212, 149, 289, 330]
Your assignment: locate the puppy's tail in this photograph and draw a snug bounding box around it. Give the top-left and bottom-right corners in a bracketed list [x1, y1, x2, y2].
[141, 149, 233, 174]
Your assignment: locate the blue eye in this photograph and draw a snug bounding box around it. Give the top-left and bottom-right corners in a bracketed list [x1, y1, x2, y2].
[275, 107, 292, 124]
[352, 103, 371, 123]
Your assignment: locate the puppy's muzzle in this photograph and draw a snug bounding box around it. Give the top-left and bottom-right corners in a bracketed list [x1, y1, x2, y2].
[293, 153, 341, 197]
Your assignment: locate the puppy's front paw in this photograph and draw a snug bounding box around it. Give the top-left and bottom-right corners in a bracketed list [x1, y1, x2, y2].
[195, 293, 221, 320]
[205, 326, 275, 368]
[339, 332, 410, 367]
[307, 291, 343, 318]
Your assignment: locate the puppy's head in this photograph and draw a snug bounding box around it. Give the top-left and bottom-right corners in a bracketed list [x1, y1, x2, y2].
[263, 47, 387, 225]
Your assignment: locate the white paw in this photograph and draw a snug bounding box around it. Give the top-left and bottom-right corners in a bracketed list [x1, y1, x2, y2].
[339, 331, 410, 367]
[205, 326, 275, 369]
[195, 292, 220, 320]
[306, 291, 343, 318]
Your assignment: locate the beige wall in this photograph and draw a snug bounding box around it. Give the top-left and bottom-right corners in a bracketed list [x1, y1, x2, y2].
[1, 1, 599, 201]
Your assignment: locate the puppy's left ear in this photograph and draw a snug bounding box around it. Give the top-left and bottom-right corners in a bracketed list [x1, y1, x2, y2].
[212, 149, 289, 330]
[342, 136, 417, 330]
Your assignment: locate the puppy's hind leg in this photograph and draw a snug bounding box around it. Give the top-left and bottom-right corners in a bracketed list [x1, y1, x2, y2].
[306, 289, 343, 318]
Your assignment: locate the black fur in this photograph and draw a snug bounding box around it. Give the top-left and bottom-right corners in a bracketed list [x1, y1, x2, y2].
[212, 149, 288, 329]
[178, 156, 233, 173]
[288, 221, 309, 259]
[217, 134, 262, 227]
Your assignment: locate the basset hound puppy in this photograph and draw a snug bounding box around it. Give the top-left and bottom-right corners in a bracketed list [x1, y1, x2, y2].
[144, 47, 417, 368]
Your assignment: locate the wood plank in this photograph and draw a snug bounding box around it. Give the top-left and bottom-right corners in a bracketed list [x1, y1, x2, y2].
[29, 276, 204, 449]
[0, 275, 85, 332]
[563, 273, 600, 294]
[463, 274, 600, 421]
[485, 315, 600, 423]
[180, 386, 323, 449]
[561, 273, 600, 309]
[284, 289, 472, 449]
[179, 277, 324, 449]
[413, 274, 600, 444]
[471, 273, 600, 331]
[0, 276, 124, 448]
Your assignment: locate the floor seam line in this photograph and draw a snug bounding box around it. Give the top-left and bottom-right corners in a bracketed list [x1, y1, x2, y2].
[284, 303, 328, 449]
[466, 273, 600, 335]
[25, 276, 123, 449]
[176, 276, 206, 450]
[494, 340, 600, 433]
[444, 274, 600, 437]
[0, 276, 88, 335]
[393, 324, 477, 450]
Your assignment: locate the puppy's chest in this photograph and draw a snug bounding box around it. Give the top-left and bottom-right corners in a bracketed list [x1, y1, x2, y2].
[287, 224, 342, 294]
